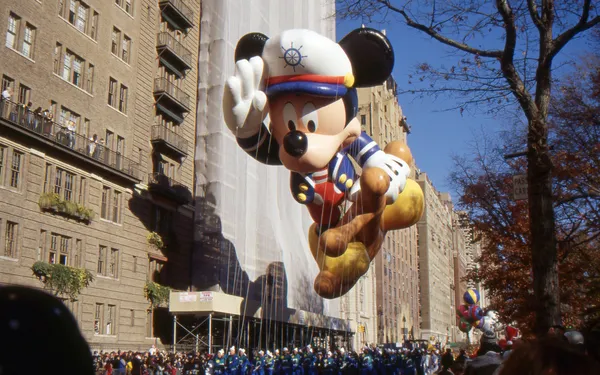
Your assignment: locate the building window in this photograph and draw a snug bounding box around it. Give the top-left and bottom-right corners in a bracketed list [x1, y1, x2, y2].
[0, 146, 4, 186]
[101, 186, 110, 219]
[63, 0, 95, 38]
[76, 3, 88, 33]
[130, 309, 135, 326]
[74, 239, 82, 267]
[90, 11, 99, 40]
[122, 35, 131, 63]
[59, 235, 70, 265]
[98, 245, 118, 279]
[112, 191, 121, 223]
[59, 48, 88, 90]
[108, 248, 119, 278]
[361, 114, 366, 126]
[64, 172, 74, 201]
[5, 13, 19, 50]
[97, 245, 106, 274]
[133, 256, 138, 272]
[108, 78, 117, 107]
[148, 259, 164, 283]
[106, 304, 116, 335]
[77, 177, 87, 204]
[116, 0, 134, 15]
[54, 43, 62, 75]
[10, 151, 23, 189]
[153, 206, 171, 234]
[86, 63, 94, 93]
[105, 130, 114, 150]
[46, 233, 72, 265]
[22, 24, 35, 58]
[94, 303, 103, 334]
[43, 163, 52, 193]
[111, 27, 120, 55]
[18, 84, 30, 105]
[59, 107, 80, 131]
[4, 222, 18, 258]
[101, 186, 122, 223]
[119, 84, 128, 112]
[116, 136, 125, 155]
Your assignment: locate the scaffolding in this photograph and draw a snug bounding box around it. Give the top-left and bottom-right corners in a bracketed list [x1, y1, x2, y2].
[170, 291, 354, 353]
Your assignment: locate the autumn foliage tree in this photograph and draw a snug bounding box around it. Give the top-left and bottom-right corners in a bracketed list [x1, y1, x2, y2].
[452, 47, 600, 334]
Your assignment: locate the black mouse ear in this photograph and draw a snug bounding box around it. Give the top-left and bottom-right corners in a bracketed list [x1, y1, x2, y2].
[235, 32, 269, 62]
[339, 28, 394, 88]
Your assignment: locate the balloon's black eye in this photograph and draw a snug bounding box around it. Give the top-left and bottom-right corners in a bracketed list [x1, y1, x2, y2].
[307, 120, 317, 133]
[288, 120, 296, 131]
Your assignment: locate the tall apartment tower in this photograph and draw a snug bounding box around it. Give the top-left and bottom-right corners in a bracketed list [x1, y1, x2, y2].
[416, 172, 456, 343]
[356, 77, 420, 344]
[0, 0, 199, 350]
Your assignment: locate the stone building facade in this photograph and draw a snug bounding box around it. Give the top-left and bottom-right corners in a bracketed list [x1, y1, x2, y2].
[357, 76, 420, 344]
[0, 0, 199, 350]
[416, 172, 456, 343]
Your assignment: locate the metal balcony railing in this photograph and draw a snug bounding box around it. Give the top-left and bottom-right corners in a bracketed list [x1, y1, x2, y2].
[159, 0, 194, 29]
[148, 172, 183, 188]
[151, 125, 189, 156]
[156, 32, 193, 69]
[0, 99, 140, 181]
[153, 77, 190, 110]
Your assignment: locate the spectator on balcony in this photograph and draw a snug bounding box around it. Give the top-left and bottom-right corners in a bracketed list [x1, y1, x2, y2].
[32, 106, 43, 133]
[42, 107, 54, 136]
[89, 133, 99, 157]
[24, 101, 34, 128]
[1, 86, 12, 118]
[66, 120, 76, 149]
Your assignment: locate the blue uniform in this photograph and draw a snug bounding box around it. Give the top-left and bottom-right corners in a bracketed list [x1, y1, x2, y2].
[215, 356, 226, 375]
[253, 356, 265, 375]
[226, 354, 240, 375]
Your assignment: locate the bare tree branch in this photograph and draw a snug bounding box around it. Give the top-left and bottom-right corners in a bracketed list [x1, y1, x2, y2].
[527, 0, 544, 31]
[380, 0, 503, 58]
[551, 0, 600, 60]
[495, 0, 539, 120]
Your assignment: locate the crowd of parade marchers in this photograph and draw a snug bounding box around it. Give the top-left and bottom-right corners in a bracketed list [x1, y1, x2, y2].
[92, 328, 600, 375]
[94, 344, 455, 375]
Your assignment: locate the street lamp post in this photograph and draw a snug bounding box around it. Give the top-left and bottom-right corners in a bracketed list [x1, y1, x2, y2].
[402, 316, 407, 341]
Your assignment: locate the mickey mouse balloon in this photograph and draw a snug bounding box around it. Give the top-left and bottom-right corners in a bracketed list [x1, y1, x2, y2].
[223, 28, 424, 299]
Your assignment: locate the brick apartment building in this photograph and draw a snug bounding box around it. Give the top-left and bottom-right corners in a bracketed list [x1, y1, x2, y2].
[357, 76, 421, 344]
[0, 0, 199, 350]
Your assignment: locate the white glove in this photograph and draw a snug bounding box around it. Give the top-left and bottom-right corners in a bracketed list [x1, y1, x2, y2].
[222, 56, 268, 139]
[349, 151, 411, 205]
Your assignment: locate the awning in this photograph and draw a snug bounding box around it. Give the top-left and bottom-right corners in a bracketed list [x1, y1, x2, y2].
[149, 252, 168, 262]
[159, 57, 184, 79]
[156, 103, 184, 124]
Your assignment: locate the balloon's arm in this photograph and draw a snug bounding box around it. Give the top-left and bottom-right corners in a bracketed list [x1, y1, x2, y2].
[328, 153, 357, 193]
[290, 172, 316, 205]
[236, 122, 282, 165]
[346, 131, 383, 169]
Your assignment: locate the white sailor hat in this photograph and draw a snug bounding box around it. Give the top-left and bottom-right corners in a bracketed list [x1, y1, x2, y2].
[218, 349, 225, 354]
[262, 29, 354, 98]
[230, 346, 236, 351]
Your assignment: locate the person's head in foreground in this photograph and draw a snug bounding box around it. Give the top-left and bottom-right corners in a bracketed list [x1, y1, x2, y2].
[0, 286, 94, 375]
[499, 337, 600, 375]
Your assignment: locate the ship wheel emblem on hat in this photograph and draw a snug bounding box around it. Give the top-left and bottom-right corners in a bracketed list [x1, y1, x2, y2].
[280, 42, 307, 72]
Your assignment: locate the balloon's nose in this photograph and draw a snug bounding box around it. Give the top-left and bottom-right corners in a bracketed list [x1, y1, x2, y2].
[283, 131, 308, 157]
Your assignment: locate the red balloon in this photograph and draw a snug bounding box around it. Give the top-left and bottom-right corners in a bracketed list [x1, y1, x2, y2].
[457, 305, 470, 319]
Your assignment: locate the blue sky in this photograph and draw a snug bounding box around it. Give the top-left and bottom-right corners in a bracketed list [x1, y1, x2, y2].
[336, 14, 590, 203]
